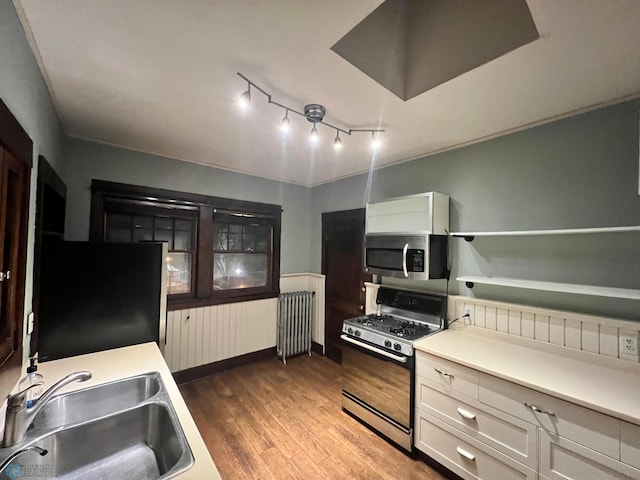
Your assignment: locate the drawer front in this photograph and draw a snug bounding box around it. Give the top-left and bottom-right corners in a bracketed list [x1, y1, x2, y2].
[415, 352, 479, 400]
[416, 378, 537, 469]
[479, 372, 620, 458]
[414, 409, 536, 480]
[621, 421, 640, 469]
[540, 432, 640, 480]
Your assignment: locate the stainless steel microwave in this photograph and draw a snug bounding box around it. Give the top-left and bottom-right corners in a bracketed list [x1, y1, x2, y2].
[363, 234, 448, 280]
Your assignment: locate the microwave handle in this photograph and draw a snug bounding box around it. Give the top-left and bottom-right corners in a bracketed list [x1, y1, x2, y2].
[402, 243, 409, 277]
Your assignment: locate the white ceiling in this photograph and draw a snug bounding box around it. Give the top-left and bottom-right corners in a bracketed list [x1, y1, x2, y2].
[13, 0, 640, 187]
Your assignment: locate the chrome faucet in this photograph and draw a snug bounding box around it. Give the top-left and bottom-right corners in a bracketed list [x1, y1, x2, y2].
[2, 371, 92, 447]
[0, 445, 48, 473]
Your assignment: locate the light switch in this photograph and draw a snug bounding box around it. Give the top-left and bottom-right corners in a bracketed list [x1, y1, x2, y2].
[27, 312, 34, 335]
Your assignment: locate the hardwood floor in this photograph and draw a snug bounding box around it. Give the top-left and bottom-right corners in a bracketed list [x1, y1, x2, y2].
[179, 353, 451, 480]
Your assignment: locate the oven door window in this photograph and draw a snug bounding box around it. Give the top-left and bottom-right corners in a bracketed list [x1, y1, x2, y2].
[342, 343, 411, 429]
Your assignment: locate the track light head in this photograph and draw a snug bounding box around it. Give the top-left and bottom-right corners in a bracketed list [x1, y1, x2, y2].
[280, 110, 291, 133]
[309, 124, 319, 143]
[371, 132, 381, 149]
[238, 87, 251, 109]
[333, 131, 343, 150]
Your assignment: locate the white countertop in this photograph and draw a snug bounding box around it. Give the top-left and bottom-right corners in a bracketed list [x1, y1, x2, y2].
[33, 342, 221, 479]
[414, 325, 640, 425]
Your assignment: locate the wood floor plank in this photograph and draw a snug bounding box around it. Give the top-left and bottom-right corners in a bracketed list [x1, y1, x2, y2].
[180, 353, 454, 480]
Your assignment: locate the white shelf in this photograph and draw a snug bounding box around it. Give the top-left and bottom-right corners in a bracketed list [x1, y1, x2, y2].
[457, 276, 640, 300]
[451, 225, 640, 240]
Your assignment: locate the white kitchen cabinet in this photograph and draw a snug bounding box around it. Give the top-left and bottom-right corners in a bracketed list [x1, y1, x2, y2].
[415, 351, 479, 400]
[416, 375, 537, 469]
[620, 421, 640, 469]
[540, 432, 640, 480]
[479, 372, 620, 458]
[415, 409, 537, 480]
[365, 192, 449, 235]
[414, 350, 640, 480]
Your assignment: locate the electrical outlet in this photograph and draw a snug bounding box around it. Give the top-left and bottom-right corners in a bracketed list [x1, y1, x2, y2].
[464, 306, 473, 324]
[620, 332, 638, 355]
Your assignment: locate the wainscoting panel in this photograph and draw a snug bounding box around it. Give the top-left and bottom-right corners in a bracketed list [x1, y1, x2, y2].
[449, 295, 640, 362]
[165, 298, 277, 372]
[165, 273, 326, 372]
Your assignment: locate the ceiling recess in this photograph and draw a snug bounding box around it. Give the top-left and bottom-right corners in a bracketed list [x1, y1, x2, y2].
[331, 0, 540, 101]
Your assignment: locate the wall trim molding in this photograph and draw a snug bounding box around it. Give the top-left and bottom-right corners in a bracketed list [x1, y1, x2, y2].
[173, 346, 277, 384]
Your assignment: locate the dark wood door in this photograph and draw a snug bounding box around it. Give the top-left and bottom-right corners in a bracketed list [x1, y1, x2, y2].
[322, 209, 371, 363]
[0, 148, 27, 365]
[0, 99, 32, 403]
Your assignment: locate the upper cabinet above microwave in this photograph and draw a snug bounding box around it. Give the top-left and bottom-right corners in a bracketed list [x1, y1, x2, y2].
[366, 192, 449, 235]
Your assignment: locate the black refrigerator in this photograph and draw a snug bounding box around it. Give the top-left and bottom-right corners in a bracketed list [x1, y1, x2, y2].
[37, 240, 167, 362]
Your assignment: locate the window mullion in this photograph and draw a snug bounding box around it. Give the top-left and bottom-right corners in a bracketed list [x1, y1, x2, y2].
[196, 205, 213, 299]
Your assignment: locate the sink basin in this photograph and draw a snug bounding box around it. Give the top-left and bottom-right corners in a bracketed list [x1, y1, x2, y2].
[21, 403, 193, 479]
[32, 372, 161, 429]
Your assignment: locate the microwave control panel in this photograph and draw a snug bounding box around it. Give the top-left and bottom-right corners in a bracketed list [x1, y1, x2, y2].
[407, 249, 424, 272]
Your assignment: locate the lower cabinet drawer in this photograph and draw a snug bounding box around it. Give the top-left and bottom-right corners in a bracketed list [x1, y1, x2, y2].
[416, 352, 479, 400]
[621, 421, 640, 469]
[416, 378, 537, 469]
[479, 372, 620, 459]
[415, 409, 536, 480]
[540, 431, 640, 480]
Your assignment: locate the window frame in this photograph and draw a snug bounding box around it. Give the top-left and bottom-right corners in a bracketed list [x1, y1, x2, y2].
[90, 180, 281, 310]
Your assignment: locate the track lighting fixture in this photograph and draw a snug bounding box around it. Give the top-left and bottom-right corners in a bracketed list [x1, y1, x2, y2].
[236, 72, 384, 149]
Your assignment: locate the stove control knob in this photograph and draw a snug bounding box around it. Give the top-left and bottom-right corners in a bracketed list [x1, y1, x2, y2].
[393, 343, 402, 351]
[384, 339, 392, 348]
[354, 330, 361, 337]
[347, 327, 353, 335]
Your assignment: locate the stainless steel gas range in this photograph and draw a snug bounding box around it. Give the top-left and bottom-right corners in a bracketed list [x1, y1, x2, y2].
[340, 286, 446, 452]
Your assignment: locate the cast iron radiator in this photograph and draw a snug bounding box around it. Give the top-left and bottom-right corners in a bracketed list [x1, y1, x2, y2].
[277, 291, 315, 364]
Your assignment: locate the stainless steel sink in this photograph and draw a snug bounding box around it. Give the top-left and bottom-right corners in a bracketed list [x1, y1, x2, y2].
[0, 372, 194, 479]
[19, 403, 192, 479]
[32, 372, 161, 429]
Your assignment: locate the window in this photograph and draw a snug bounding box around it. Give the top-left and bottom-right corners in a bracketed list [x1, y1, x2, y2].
[104, 211, 196, 295]
[90, 181, 281, 309]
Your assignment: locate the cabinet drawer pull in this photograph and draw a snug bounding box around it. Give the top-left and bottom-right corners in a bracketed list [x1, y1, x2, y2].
[523, 401, 556, 416]
[434, 367, 453, 378]
[456, 446, 476, 461]
[457, 407, 476, 420]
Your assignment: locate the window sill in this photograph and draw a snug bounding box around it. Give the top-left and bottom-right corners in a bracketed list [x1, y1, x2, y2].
[167, 290, 279, 311]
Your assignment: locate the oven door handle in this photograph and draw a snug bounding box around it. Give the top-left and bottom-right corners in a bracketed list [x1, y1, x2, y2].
[340, 335, 408, 364]
[402, 243, 409, 277]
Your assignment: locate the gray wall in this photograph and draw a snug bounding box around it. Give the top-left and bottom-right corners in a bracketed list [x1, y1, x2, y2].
[311, 100, 640, 320]
[0, 0, 65, 357]
[62, 138, 312, 274]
